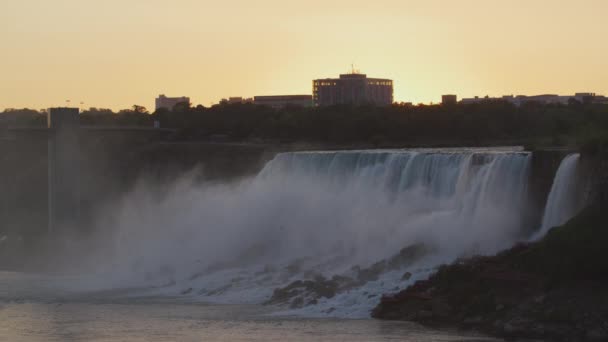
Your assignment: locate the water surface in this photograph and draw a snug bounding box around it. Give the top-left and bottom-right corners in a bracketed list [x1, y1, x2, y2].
[0, 272, 501, 342]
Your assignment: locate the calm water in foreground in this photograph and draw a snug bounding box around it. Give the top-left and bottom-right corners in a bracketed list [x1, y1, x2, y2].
[0, 272, 501, 342]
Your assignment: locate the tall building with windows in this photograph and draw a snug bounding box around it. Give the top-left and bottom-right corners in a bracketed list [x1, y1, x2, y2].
[313, 73, 393, 107]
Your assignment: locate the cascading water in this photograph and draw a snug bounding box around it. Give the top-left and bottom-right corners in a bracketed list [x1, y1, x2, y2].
[89, 148, 533, 318]
[257, 150, 532, 257]
[532, 153, 581, 240]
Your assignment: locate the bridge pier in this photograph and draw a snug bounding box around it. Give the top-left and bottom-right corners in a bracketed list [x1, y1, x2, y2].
[47, 108, 80, 233]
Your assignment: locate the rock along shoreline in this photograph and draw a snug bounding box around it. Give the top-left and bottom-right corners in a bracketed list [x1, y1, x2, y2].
[372, 204, 608, 342]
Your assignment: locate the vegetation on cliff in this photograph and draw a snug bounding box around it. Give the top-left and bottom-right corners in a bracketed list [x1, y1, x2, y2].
[372, 204, 608, 341]
[3, 101, 608, 147]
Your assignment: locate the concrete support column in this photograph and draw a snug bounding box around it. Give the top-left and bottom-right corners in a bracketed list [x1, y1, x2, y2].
[47, 108, 80, 233]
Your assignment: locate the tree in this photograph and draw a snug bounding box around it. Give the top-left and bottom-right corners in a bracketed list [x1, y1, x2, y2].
[568, 98, 582, 107]
[172, 101, 191, 113]
[132, 105, 149, 114]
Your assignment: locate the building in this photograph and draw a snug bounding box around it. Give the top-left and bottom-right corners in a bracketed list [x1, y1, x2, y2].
[460, 94, 566, 106]
[574, 93, 596, 104]
[219, 97, 254, 105]
[254, 95, 313, 109]
[460, 95, 493, 105]
[313, 72, 393, 107]
[155, 94, 190, 111]
[441, 95, 458, 105]
[228, 97, 253, 104]
[460, 93, 607, 106]
[517, 94, 565, 106]
[229, 97, 243, 104]
[592, 95, 608, 105]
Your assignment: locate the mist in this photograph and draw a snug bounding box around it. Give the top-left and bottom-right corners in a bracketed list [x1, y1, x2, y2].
[37, 149, 533, 315]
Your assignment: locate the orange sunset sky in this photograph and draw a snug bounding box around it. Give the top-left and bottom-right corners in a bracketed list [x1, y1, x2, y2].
[1, 0, 607, 111]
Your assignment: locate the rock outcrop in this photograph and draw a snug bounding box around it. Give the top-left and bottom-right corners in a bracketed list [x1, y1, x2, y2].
[372, 205, 608, 341]
[266, 244, 431, 309]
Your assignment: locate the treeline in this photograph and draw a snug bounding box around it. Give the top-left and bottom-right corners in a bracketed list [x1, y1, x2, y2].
[2, 101, 608, 147]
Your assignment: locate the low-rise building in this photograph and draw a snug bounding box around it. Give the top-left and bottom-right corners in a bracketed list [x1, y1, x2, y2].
[155, 95, 190, 111]
[592, 95, 608, 105]
[220, 97, 254, 105]
[460, 93, 606, 106]
[254, 95, 312, 109]
[574, 93, 596, 104]
[441, 95, 458, 105]
[460, 96, 492, 105]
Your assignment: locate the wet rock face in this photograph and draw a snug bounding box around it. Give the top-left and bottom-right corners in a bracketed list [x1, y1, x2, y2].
[265, 244, 431, 309]
[355, 244, 431, 283]
[526, 150, 571, 231]
[266, 275, 356, 308]
[581, 155, 608, 205]
[372, 256, 608, 340]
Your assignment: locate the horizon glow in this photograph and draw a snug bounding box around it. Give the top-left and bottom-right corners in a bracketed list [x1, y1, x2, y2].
[1, 0, 607, 111]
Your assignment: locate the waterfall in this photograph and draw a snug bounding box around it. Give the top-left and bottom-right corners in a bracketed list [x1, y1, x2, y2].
[259, 150, 531, 243]
[533, 153, 581, 240]
[91, 148, 533, 318]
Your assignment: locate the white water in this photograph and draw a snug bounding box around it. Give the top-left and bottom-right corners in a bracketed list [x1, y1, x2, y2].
[533, 153, 581, 240]
[73, 148, 533, 318]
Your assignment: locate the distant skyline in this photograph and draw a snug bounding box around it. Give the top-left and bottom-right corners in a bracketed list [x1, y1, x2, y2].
[1, 0, 607, 111]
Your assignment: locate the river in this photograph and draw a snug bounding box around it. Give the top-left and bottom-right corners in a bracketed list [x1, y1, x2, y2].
[0, 272, 503, 342]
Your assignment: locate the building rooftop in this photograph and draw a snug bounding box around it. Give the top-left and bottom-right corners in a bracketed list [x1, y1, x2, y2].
[339, 73, 368, 79]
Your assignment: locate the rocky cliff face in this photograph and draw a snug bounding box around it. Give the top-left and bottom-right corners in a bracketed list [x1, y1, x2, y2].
[580, 154, 608, 205]
[525, 150, 573, 231]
